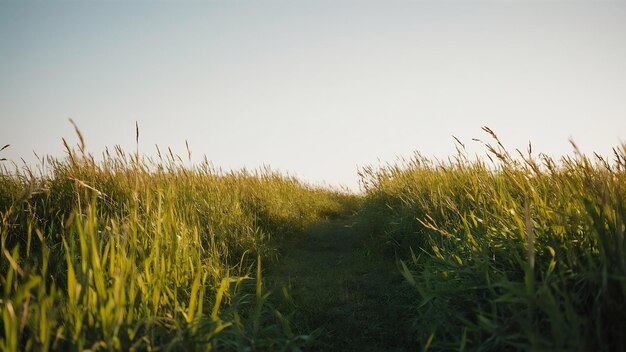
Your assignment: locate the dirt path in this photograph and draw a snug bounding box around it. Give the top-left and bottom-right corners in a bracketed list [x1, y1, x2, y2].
[266, 217, 413, 351]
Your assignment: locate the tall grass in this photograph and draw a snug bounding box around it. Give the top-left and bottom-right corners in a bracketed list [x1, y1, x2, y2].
[0, 133, 353, 351]
[4, 125, 624, 350]
[359, 128, 626, 351]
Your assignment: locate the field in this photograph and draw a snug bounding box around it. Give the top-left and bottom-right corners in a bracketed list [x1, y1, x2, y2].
[1, 128, 625, 351]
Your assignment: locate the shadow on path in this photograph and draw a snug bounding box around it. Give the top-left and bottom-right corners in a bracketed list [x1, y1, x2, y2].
[266, 217, 414, 351]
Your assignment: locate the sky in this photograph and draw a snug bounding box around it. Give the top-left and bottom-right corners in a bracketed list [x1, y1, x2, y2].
[1, 0, 625, 190]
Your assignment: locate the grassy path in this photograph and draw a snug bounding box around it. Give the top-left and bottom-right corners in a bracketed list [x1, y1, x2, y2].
[266, 217, 414, 351]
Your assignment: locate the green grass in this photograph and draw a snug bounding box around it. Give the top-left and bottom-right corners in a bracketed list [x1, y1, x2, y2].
[0, 136, 354, 351]
[358, 128, 626, 351]
[1, 127, 625, 351]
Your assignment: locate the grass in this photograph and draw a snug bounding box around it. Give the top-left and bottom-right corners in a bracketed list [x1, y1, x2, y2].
[0, 130, 355, 351]
[1, 126, 625, 351]
[359, 128, 626, 351]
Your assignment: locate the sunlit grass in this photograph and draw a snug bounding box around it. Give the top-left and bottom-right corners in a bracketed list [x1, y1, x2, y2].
[359, 127, 626, 351]
[2, 125, 624, 351]
[0, 129, 354, 351]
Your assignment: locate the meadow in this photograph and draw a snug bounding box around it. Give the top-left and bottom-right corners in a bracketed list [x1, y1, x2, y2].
[1, 127, 625, 351]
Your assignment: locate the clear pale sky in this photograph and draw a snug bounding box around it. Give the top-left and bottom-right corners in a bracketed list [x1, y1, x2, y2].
[1, 0, 625, 190]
